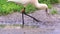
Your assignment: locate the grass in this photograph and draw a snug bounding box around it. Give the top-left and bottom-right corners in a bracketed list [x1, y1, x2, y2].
[0, 24, 40, 28]
[0, 24, 6, 28]
[0, 0, 59, 15]
[50, 9, 58, 15]
[58, 0, 60, 3]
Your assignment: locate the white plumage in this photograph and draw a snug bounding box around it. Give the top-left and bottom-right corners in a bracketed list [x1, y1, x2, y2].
[8, 0, 30, 4]
[7, 0, 48, 10]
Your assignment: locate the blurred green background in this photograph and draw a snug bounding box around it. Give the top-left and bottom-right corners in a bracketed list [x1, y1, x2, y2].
[0, 0, 59, 15]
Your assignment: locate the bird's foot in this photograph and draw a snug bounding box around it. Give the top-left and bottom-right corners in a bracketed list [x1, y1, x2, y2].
[33, 18, 42, 22]
[36, 20, 42, 22]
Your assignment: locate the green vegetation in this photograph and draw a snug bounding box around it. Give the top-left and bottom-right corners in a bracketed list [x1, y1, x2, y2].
[38, 0, 59, 8]
[0, 24, 6, 28]
[0, 0, 59, 15]
[0, 24, 39, 28]
[50, 9, 58, 15]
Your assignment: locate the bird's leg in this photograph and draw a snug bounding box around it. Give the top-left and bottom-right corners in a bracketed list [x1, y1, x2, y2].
[21, 8, 25, 28]
[21, 7, 41, 27]
[24, 12, 41, 22]
[22, 12, 24, 28]
[22, 8, 41, 22]
[45, 8, 50, 16]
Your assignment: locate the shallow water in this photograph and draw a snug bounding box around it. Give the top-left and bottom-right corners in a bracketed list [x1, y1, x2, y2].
[0, 4, 60, 34]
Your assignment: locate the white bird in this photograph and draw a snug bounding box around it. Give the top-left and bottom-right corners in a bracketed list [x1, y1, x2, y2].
[7, 0, 49, 27]
[7, 0, 48, 9]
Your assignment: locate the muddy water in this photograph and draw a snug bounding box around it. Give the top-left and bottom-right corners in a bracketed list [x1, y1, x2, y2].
[0, 11, 60, 34]
[0, 4, 60, 34]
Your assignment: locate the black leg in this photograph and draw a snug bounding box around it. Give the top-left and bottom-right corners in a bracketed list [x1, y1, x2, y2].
[45, 8, 50, 16]
[22, 12, 24, 28]
[23, 12, 42, 22]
